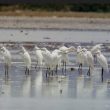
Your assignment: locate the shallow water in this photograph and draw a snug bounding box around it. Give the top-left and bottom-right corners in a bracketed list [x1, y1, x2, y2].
[0, 29, 110, 42]
[0, 29, 110, 110]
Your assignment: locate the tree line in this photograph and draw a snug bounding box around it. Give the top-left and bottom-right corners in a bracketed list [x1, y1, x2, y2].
[0, 4, 110, 12]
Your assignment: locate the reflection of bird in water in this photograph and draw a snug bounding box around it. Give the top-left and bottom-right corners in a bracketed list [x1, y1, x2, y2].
[0, 45, 11, 76]
[1, 77, 11, 96]
[19, 46, 31, 75]
[58, 75, 68, 95]
[95, 50, 108, 82]
[96, 83, 107, 98]
[34, 70, 43, 95]
[22, 76, 31, 97]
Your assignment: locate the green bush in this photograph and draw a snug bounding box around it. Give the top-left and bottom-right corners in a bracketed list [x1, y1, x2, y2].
[0, 4, 110, 12]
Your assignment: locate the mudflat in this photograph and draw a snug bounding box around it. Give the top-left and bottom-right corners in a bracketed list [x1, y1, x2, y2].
[0, 16, 110, 31]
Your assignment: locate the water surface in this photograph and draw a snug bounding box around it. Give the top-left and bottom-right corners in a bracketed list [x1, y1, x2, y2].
[0, 29, 110, 42]
[0, 29, 110, 110]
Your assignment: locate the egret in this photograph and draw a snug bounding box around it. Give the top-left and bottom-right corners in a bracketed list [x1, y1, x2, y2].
[59, 45, 76, 73]
[76, 46, 84, 73]
[95, 50, 108, 82]
[91, 44, 102, 63]
[51, 49, 62, 74]
[0, 45, 11, 76]
[34, 46, 43, 69]
[82, 48, 94, 76]
[19, 46, 31, 75]
[59, 46, 69, 73]
[41, 47, 53, 77]
[41, 48, 63, 77]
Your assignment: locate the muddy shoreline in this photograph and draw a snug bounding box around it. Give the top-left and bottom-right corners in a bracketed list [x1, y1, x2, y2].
[0, 16, 110, 31]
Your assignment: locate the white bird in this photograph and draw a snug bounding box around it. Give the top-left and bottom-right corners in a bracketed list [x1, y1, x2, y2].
[41, 47, 53, 77]
[34, 46, 43, 69]
[91, 44, 103, 63]
[0, 45, 11, 76]
[76, 46, 84, 72]
[95, 50, 108, 82]
[19, 46, 31, 75]
[51, 49, 62, 74]
[59, 46, 69, 73]
[59, 45, 76, 73]
[41, 48, 62, 77]
[82, 48, 94, 76]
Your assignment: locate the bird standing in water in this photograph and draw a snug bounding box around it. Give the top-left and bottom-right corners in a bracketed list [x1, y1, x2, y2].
[0, 45, 11, 76]
[19, 46, 31, 75]
[34, 45, 43, 69]
[82, 48, 94, 76]
[95, 50, 108, 82]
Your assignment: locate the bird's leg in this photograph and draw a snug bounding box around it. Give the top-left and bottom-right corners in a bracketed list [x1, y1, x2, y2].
[55, 64, 58, 75]
[101, 68, 104, 82]
[46, 67, 48, 78]
[87, 66, 90, 76]
[46, 67, 50, 78]
[4, 63, 7, 76]
[35, 61, 38, 70]
[64, 62, 66, 76]
[25, 67, 27, 75]
[78, 63, 81, 72]
[80, 63, 82, 74]
[78, 63, 82, 73]
[51, 70, 53, 76]
[7, 65, 9, 76]
[28, 68, 30, 75]
[48, 67, 51, 76]
[62, 61, 64, 74]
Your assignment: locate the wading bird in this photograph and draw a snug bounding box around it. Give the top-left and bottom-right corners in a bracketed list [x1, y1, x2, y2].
[59, 46, 69, 73]
[41, 47, 53, 77]
[0, 45, 11, 76]
[76, 46, 84, 73]
[59, 45, 76, 74]
[82, 48, 94, 76]
[19, 46, 31, 75]
[95, 50, 108, 82]
[34, 46, 43, 69]
[51, 49, 62, 75]
[91, 44, 102, 63]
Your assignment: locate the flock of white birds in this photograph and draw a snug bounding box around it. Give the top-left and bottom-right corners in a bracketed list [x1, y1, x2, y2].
[0, 44, 109, 82]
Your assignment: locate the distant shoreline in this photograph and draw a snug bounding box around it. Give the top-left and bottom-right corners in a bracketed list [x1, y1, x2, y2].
[0, 16, 110, 31]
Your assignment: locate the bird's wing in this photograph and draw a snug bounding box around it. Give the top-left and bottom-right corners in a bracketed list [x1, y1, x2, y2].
[97, 54, 108, 70]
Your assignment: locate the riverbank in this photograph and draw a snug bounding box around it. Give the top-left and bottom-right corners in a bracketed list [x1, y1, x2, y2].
[0, 16, 110, 31]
